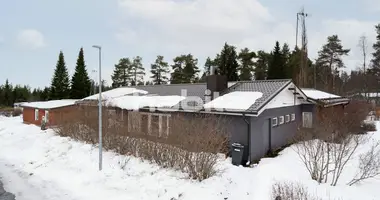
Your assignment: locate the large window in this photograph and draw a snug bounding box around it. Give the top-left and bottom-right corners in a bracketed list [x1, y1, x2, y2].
[128, 112, 141, 133]
[302, 112, 313, 128]
[127, 112, 171, 138]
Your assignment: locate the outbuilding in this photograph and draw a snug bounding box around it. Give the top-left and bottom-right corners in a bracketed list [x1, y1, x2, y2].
[20, 99, 78, 127]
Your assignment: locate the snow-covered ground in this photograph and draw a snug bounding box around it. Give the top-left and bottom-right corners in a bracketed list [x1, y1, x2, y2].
[0, 116, 380, 200]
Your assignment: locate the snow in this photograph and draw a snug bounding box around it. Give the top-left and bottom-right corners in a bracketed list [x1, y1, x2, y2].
[203, 91, 263, 111]
[21, 100, 78, 109]
[1, 116, 380, 200]
[301, 88, 341, 100]
[83, 87, 148, 100]
[108, 95, 186, 110]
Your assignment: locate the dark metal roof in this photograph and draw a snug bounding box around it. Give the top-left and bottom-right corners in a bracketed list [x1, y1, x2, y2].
[133, 83, 208, 99]
[222, 79, 292, 112]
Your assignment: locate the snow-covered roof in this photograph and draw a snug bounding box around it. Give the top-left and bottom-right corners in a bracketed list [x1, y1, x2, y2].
[108, 95, 186, 110]
[21, 100, 78, 109]
[301, 88, 341, 100]
[83, 87, 148, 100]
[203, 91, 263, 111]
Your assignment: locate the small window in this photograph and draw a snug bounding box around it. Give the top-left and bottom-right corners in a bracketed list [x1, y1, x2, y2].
[45, 110, 49, 122]
[291, 113, 295, 121]
[272, 117, 278, 127]
[279, 116, 284, 125]
[302, 112, 313, 128]
[285, 114, 290, 123]
[35, 109, 39, 121]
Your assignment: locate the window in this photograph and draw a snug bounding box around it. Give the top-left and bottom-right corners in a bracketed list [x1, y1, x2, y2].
[279, 116, 284, 125]
[291, 113, 295, 121]
[45, 110, 49, 123]
[272, 117, 278, 127]
[302, 112, 313, 128]
[128, 112, 141, 132]
[285, 114, 290, 123]
[150, 115, 160, 136]
[35, 109, 39, 121]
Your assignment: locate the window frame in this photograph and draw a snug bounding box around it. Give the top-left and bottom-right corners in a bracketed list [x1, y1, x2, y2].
[279, 116, 284, 125]
[291, 113, 295, 121]
[272, 117, 278, 127]
[35, 109, 39, 121]
[45, 110, 49, 123]
[285, 114, 290, 123]
[302, 112, 313, 128]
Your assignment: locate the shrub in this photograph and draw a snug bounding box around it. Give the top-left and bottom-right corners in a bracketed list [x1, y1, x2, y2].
[55, 105, 229, 181]
[12, 108, 22, 116]
[272, 181, 322, 200]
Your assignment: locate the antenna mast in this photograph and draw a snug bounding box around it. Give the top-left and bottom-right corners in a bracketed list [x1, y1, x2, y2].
[296, 7, 309, 87]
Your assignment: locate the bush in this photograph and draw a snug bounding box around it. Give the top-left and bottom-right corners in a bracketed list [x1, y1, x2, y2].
[272, 181, 322, 200]
[12, 108, 22, 116]
[55, 105, 229, 181]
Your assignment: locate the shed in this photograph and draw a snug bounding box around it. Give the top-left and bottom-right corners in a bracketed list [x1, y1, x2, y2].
[20, 99, 78, 127]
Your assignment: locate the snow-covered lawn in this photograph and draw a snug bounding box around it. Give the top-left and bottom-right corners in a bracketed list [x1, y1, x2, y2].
[0, 116, 380, 200]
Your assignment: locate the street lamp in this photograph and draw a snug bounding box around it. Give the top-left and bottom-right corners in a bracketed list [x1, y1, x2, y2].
[92, 45, 102, 171]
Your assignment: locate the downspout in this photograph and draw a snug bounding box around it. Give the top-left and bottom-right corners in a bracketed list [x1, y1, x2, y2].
[242, 113, 251, 165]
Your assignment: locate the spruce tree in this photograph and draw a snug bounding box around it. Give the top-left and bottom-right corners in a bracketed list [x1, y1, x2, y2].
[150, 55, 169, 85]
[370, 24, 380, 82]
[281, 43, 292, 79]
[111, 58, 132, 88]
[3, 79, 13, 106]
[130, 56, 145, 86]
[254, 51, 270, 80]
[267, 41, 286, 79]
[71, 47, 92, 99]
[218, 43, 239, 81]
[50, 51, 70, 100]
[238, 48, 256, 80]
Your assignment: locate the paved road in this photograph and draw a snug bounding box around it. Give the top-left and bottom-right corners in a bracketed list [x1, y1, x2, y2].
[0, 180, 15, 200]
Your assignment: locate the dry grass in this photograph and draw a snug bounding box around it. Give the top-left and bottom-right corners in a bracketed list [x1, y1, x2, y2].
[272, 181, 322, 200]
[54, 105, 229, 181]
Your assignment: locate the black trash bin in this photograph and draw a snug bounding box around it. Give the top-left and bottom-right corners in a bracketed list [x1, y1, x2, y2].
[231, 143, 244, 166]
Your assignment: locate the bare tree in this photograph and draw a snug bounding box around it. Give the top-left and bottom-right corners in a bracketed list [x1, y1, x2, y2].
[358, 35, 369, 99]
[292, 101, 380, 186]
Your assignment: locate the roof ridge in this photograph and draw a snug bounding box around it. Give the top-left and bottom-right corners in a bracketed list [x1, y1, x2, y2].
[236, 79, 292, 83]
[125, 83, 207, 88]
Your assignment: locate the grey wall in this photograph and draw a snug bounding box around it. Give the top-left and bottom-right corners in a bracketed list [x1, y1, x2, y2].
[249, 105, 304, 161]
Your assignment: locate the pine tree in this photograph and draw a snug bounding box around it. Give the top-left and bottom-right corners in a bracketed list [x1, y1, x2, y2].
[71, 47, 92, 99]
[150, 55, 169, 85]
[200, 56, 220, 82]
[218, 43, 239, 81]
[183, 54, 199, 83]
[316, 35, 350, 92]
[111, 58, 132, 88]
[267, 41, 286, 79]
[254, 51, 270, 80]
[171, 56, 186, 84]
[238, 48, 256, 80]
[50, 51, 70, 100]
[130, 56, 145, 86]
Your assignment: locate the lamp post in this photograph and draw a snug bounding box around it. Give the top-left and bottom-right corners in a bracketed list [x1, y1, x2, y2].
[92, 45, 102, 171]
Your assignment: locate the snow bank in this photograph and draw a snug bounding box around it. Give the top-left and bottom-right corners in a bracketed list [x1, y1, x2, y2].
[204, 91, 263, 111]
[109, 95, 186, 110]
[83, 87, 148, 100]
[301, 88, 341, 99]
[21, 99, 78, 109]
[0, 117, 380, 200]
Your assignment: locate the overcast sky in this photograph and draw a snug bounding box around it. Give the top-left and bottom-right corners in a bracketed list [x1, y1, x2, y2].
[0, 0, 379, 88]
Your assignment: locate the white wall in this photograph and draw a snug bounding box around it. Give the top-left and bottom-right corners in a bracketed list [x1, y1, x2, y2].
[257, 83, 307, 115]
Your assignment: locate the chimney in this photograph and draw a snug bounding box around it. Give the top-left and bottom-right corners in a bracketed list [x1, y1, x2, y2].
[205, 72, 228, 100]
